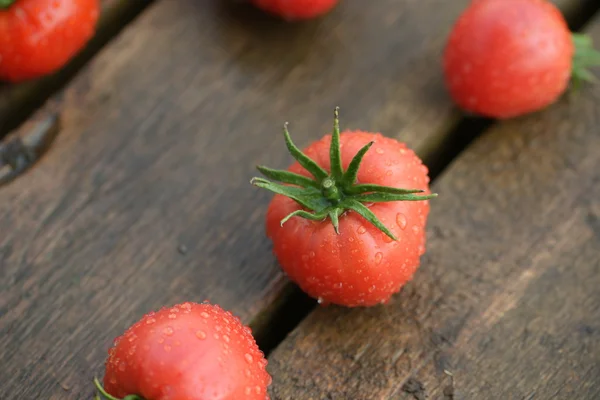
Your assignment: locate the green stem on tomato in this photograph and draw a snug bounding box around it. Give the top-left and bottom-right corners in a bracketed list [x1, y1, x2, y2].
[94, 378, 145, 400]
[571, 33, 600, 89]
[250, 107, 437, 241]
[0, 0, 16, 10]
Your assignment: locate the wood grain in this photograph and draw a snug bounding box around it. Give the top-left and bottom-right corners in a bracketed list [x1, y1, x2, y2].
[0, 0, 482, 398]
[267, 17, 600, 400]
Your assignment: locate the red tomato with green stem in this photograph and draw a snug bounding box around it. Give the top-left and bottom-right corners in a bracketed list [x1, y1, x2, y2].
[443, 0, 600, 119]
[0, 0, 99, 82]
[251, 108, 436, 307]
[94, 302, 271, 400]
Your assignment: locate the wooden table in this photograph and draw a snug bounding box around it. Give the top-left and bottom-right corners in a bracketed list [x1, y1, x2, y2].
[1, 1, 599, 399]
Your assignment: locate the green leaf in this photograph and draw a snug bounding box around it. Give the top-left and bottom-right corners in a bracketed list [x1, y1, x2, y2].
[572, 33, 592, 48]
[355, 192, 438, 203]
[251, 178, 329, 211]
[94, 378, 145, 400]
[571, 32, 600, 88]
[344, 199, 397, 241]
[329, 107, 344, 181]
[346, 183, 424, 195]
[280, 209, 328, 226]
[342, 141, 374, 187]
[0, 0, 16, 9]
[283, 123, 328, 182]
[328, 208, 341, 234]
[256, 165, 319, 189]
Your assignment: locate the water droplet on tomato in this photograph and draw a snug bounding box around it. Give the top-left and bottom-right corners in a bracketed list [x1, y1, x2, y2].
[348, 236, 354, 242]
[333, 282, 343, 289]
[196, 330, 207, 340]
[245, 369, 252, 377]
[375, 148, 384, 154]
[375, 252, 383, 264]
[412, 225, 420, 234]
[317, 297, 324, 304]
[385, 170, 393, 176]
[368, 285, 376, 293]
[245, 387, 252, 395]
[357, 226, 366, 234]
[200, 312, 209, 318]
[223, 334, 230, 343]
[245, 353, 254, 363]
[168, 313, 177, 319]
[214, 333, 220, 340]
[396, 213, 407, 230]
[163, 327, 173, 336]
[309, 251, 316, 258]
[255, 386, 262, 394]
[145, 318, 156, 325]
[164, 345, 172, 352]
[118, 361, 126, 372]
[158, 337, 165, 344]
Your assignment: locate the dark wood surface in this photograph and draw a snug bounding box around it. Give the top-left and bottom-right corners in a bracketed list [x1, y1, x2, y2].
[0, 0, 489, 398]
[267, 16, 600, 400]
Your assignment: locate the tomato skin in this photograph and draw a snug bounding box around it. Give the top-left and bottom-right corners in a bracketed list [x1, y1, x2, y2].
[103, 302, 271, 400]
[0, 0, 99, 82]
[250, 0, 338, 20]
[443, 0, 574, 118]
[266, 131, 431, 307]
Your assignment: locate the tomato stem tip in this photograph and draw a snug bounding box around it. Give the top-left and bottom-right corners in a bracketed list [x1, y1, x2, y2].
[571, 33, 600, 89]
[94, 377, 145, 400]
[0, 0, 16, 9]
[250, 107, 437, 240]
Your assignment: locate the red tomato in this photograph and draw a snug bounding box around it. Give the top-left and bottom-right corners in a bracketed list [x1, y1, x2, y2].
[252, 109, 435, 307]
[96, 302, 271, 400]
[443, 0, 574, 118]
[250, 0, 338, 20]
[0, 0, 99, 82]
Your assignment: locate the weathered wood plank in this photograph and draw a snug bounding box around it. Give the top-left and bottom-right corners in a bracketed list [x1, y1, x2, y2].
[267, 15, 600, 400]
[0, 0, 152, 137]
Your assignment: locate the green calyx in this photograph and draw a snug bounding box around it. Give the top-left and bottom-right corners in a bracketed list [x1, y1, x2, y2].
[571, 33, 600, 90]
[94, 378, 145, 400]
[0, 0, 16, 9]
[250, 107, 437, 241]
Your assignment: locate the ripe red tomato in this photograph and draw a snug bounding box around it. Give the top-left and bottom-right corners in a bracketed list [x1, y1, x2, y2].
[95, 302, 271, 400]
[250, 0, 338, 20]
[443, 0, 576, 118]
[0, 0, 99, 82]
[252, 109, 435, 307]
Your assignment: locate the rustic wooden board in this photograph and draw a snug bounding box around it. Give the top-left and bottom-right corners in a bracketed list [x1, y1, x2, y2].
[0, 0, 152, 137]
[267, 17, 600, 400]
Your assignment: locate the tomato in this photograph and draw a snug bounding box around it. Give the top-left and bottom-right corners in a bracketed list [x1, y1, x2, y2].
[443, 0, 599, 118]
[252, 108, 435, 307]
[250, 0, 338, 20]
[0, 0, 99, 82]
[95, 302, 271, 400]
